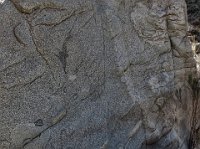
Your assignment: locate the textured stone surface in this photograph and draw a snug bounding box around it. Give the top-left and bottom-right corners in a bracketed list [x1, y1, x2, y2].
[0, 0, 197, 148]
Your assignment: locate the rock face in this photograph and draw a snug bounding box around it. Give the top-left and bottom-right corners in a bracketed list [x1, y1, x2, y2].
[0, 0, 198, 148]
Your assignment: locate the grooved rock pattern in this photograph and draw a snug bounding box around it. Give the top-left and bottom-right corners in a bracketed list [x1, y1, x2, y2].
[0, 0, 196, 149]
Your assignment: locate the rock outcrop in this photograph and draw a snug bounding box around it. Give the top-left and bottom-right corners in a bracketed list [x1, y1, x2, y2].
[0, 0, 198, 148]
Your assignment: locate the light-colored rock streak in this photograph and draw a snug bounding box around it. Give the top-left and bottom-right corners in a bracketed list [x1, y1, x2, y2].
[105, 1, 174, 102]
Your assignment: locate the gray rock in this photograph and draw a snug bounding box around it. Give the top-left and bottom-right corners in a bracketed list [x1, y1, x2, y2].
[0, 0, 198, 148]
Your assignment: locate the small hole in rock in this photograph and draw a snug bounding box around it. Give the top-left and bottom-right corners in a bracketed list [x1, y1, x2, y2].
[34, 119, 44, 126]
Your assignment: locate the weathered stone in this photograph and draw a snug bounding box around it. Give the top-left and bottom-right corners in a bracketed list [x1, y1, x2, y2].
[0, 0, 198, 148]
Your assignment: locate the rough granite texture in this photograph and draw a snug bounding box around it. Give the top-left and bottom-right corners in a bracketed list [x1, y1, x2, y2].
[0, 0, 198, 149]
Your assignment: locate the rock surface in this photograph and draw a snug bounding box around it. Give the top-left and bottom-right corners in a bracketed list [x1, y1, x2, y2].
[0, 0, 198, 148]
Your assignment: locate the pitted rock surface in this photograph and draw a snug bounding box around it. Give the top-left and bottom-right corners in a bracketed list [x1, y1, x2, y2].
[0, 0, 198, 148]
